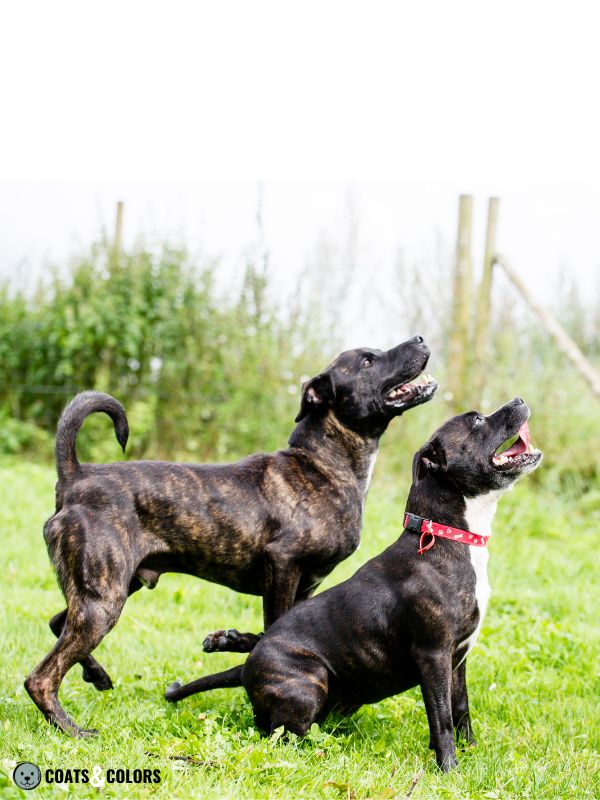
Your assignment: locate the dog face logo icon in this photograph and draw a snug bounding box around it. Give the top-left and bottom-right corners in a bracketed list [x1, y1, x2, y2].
[13, 762, 42, 790]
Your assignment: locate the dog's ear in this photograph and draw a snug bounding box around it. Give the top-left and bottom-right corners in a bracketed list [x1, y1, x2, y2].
[295, 373, 335, 422]
[412, 437, 447, 483]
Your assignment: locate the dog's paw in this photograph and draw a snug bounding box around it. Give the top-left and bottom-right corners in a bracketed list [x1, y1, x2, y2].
[82, 665, 113, 691]
[437, 753, 459, 772]
[203, 629, 241, 652]
[203, 629, 262, 653]
[458, 736, 477, 750]
[165, 682, 182, 702]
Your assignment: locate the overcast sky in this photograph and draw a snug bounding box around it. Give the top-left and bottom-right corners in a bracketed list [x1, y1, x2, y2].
[2, 3, 600, 346]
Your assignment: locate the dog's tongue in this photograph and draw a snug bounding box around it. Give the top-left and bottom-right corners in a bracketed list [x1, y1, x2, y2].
[501, 421, 530, 457]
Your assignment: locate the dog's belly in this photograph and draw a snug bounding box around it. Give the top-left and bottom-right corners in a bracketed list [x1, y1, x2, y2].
[136, 551, 265, 595]
[331, 661, 420, 707]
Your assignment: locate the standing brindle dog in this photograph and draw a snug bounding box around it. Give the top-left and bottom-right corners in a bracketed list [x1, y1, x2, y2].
[26, 336, 437, 737]
[166, 398, 542, 771]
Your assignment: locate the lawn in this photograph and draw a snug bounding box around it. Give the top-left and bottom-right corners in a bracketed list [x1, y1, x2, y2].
[0, 457, 598, 799]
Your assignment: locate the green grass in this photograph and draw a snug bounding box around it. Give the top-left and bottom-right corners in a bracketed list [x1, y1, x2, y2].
[0, 456, 598, 799]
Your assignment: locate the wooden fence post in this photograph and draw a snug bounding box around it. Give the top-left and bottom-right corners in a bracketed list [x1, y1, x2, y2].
[447, 194, 473, 412]
[495, 254, 600, 399]
[115, 200, 124, 258]
[471, 197, 499, 408]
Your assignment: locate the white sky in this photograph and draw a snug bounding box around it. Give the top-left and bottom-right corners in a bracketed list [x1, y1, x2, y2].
[1, 2, 599, 342]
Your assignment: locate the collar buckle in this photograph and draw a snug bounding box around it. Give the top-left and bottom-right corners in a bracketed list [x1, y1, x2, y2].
[404, 512, 424, 532]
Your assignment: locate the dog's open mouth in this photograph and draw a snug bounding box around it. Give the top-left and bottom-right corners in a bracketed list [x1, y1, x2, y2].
[492, 421, 540, 470]
[383, 372, 437, 408]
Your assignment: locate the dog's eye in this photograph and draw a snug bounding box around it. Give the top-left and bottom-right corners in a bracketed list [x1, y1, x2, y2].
[473, 415, 484, 426]
[361, 356, 374, 368]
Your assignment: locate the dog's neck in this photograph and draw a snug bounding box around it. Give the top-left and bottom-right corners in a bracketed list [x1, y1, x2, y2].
[462, 490, 503, 537]
[289, 411, 380, 496]
[406, 476, 504, 538]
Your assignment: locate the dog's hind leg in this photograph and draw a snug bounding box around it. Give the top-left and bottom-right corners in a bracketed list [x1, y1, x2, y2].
[48, 576, 145, 691]
[165, 665, 244, 702]
[249, 661, 329, 737]
[26, 591, 128, 737]
[49, 609, 113, 691]
[451, 659, 476, 746]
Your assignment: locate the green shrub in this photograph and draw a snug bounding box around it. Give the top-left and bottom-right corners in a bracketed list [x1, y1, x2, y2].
[0, 412, 52, 458]
[0, 242, 325, 463]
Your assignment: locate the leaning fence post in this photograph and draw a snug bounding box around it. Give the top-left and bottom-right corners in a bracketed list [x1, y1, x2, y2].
[447, 194, 473, 412]
[471, 197, 499, 408]
[494, 254, 600, 399]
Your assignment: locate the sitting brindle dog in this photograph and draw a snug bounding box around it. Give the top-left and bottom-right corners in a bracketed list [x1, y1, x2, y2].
[166, 398, 542, 771]
[26, 336, 437, 737]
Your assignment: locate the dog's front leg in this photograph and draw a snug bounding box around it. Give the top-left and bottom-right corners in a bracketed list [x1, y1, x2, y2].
[262, 542, 302, 628]
[415, 649, 457, 771]
[202, 544, 301, 654]
[451, 659, 476, 746]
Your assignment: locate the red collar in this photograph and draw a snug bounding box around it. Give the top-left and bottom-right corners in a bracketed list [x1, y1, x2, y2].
[403, 512, 490, 555]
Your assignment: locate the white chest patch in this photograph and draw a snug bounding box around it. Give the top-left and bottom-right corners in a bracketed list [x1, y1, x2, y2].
[355, 449, 379, 552]
[361, 449, 378, 504]
[457, 490, 502, 661]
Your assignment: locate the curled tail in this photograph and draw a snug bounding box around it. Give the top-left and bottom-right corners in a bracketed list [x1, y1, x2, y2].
[165, 665, 244, 702]
[55, 391, 129, 482]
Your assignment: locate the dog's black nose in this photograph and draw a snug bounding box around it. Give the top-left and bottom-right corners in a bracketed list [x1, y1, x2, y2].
[411, 335, 424, 344]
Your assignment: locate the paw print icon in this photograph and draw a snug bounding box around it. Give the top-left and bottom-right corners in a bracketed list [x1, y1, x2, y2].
[13, 762, 42, 790]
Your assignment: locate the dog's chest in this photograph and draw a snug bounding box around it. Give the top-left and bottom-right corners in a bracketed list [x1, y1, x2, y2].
[467, 546, 490, 631]
[361, 450, 378, 503]
[457, 491, 500, 659]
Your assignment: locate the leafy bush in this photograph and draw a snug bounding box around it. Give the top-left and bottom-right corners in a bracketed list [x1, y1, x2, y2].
[0, 241, 324, 462]
[0, 412, 52, 458]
